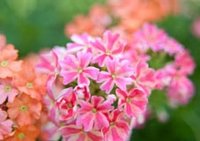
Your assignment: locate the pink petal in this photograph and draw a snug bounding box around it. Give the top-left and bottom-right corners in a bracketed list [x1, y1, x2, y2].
[97, 71, 111, 82]
[84, 67, 99, 80]
[95, 112, 109, 129]
[61, 71, 77, 85]
[100, 79, 114, 93]
[78, 73, 90, 85]
[77, 52, 92, 68]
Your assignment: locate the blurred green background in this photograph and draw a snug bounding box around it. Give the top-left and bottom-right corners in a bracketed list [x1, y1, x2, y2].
[0, 0, 200, 141]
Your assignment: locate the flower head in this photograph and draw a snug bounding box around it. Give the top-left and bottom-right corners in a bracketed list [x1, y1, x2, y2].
[7, 94, 42, 126]
[91, 31, 125, 66]
[116, 88, 148, 117]
[102, 110, 130, 141]
[60, 52, 99, 86]
[5, 125, 39, 141]
[76, 96, 114, 131]
[98, 59, 133, 93]
[133, 23, 167, 52]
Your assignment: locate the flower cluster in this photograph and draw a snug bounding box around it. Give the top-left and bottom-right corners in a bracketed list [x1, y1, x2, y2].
[130, 23, 195, 107]
[38, 31, 149, 141]
[38, 22, 195, 140]
[0, 35, 47, 141]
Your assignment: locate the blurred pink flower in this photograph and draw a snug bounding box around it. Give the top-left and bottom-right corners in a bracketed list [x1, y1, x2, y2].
[131, 60, 156, 95]
[60, 52, 99, 85]
[67, 34, 94, 53]
[133, 23, 167, 52]
[192, 17, 200, 38]
[116, 88, 148, 117]
[76, 96, 113, 131]
[168, 75, 194, 106]
[174, 50, 195, 75]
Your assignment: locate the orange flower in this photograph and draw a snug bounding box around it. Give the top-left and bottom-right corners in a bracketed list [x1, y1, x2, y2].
[13, 61, 47, 101]
[7, 94, 42, 126]
[0, 43, 22, 79]
[65, 5, 110, 37]
[109, 0, 178, 22]
[5, 125, 39, 141]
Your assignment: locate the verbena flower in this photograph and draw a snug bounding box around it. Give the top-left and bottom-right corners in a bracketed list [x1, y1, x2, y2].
[7, 94, 42, 126]
[60, 52, 99, 86]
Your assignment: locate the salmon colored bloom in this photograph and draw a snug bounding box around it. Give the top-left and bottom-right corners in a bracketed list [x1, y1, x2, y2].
[65, 5, 110, 37]
[0, 109, 13, 140]
[13, 62, 47, 100]
[0, 44, 22, 79]
[60, 124, 103, 141]
[7, 94, 42, 126]
[5, 125, 39, 141]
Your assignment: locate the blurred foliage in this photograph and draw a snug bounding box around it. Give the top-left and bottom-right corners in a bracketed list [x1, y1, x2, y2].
[0, 0, 200, 141]
[0, 0, 104, 56]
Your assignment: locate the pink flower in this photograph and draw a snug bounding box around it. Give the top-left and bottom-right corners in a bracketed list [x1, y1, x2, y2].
[163, 38, 183, 55]
[0, 109, 13, 140]
[192, 17, 200, 38]
[133, 23, 167, 52]
[67, 33, 94, 53]
[56, 88, 77, 121]
[116, 88, 148, 117]
[91, 31, 125, 66]
[37, 49, 60, 76]
[0, 83, 18, 104]
[74, 85, 90, 101]
[60, 52, 99, 85]
[98, 59, 133, 93]
[60, 124, 103, 141]
[102, 110, 130, 141]
[131, 60, 155, 95]
[76, 96, 114, 131]
[154, 64, 174, 89]
[174, 50, 195, 75]
[168, 76, 194, 106]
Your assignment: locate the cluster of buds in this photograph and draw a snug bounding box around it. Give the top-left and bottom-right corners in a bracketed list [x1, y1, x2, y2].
[0, 35, 47, 141]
